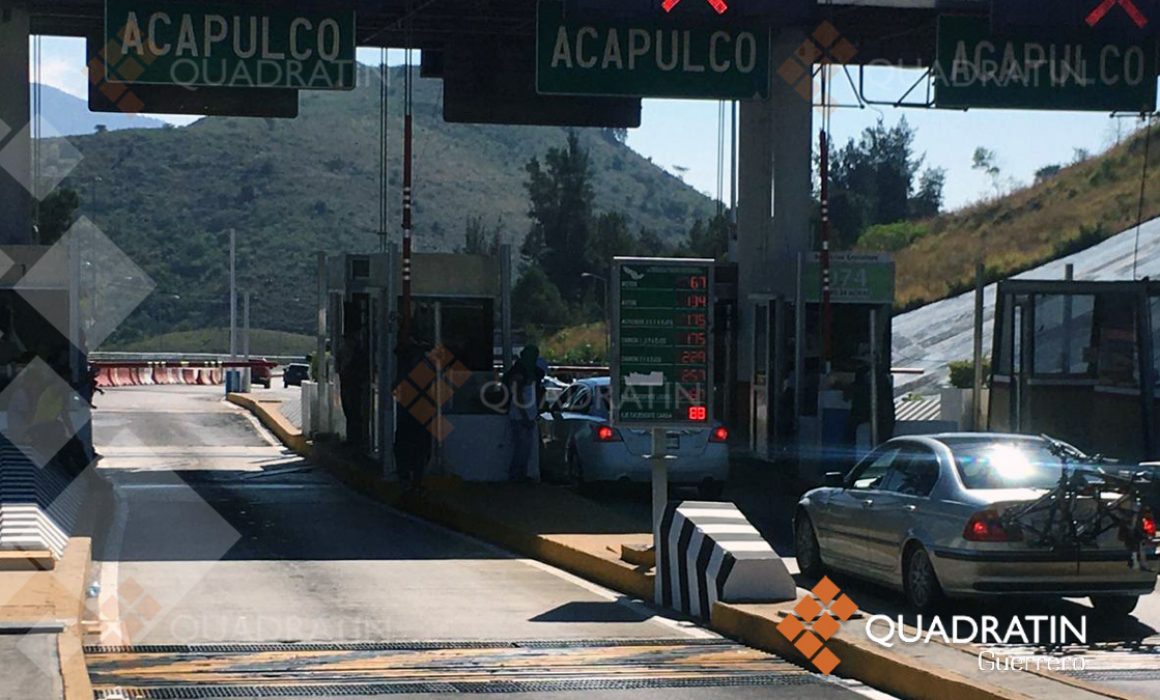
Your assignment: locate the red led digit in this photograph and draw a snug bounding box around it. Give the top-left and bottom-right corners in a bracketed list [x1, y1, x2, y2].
[688, 406, 707, 421]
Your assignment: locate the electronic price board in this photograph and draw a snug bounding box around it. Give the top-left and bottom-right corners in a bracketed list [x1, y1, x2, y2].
[611, 257, 714, 428]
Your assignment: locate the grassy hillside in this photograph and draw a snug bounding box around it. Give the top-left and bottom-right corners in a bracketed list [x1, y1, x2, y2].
[112, 328, 315, 356]
[893, 125, 1160, 308]
[58, 65, 714, 345]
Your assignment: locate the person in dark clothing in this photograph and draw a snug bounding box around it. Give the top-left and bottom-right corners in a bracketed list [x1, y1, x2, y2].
[395, 338, 433, 490]
[337, 329, 370, 448]
[503, 346, 544, 482]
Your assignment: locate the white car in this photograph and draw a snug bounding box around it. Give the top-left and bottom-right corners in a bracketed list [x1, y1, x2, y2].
[539, 377, 729, 498]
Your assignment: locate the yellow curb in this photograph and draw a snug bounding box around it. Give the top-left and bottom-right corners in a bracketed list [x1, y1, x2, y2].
[711, 601, 1048, 700]
[59, 625, 93, 700]
[226, 393, 311, 455]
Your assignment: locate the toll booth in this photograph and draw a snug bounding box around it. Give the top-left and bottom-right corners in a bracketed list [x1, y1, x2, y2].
[317, 248, 519, 480]
[750, 253, 895, 474]
[0, 246, 90, 559]
[989, 279, 1160, 463]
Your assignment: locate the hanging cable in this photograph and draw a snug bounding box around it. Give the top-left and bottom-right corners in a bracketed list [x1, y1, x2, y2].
[1133, 114, 1153, 279]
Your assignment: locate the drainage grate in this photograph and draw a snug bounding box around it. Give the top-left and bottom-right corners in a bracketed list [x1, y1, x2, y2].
[84, 637, 733, 656]
[95, 674, 823, 699]
[88, 637, 812, 698]
[1062, 669, 1160, 682]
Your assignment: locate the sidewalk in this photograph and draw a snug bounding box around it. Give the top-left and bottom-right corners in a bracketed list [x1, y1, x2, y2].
[229, 393, 1133, 700]
[0, 537, 94, 700]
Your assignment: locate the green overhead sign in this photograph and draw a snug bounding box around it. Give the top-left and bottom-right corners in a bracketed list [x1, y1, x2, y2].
[103, 0, 356, 90]
[536, 0, 769, 99]
[801, 252, 895, 305]
[934, 15, 1156, 111]
[612, 258, 715, 427]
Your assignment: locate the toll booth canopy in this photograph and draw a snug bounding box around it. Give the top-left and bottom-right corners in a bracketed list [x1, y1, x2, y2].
[990, 279, 1160, 463]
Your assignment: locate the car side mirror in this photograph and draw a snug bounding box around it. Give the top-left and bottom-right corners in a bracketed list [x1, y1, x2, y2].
[823, 472, 845, 488]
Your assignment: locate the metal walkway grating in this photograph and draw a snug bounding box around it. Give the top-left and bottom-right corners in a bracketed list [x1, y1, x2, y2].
[87, 638, 818, 698]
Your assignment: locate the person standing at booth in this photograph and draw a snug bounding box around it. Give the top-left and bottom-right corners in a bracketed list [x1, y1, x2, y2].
[504, 345, 543, 482]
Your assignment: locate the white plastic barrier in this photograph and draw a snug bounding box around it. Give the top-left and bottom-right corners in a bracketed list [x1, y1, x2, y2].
[657, 501, 796, 619]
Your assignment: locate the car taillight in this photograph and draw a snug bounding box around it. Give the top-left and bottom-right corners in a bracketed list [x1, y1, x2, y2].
[963, 511, 1020, 542]
[1142, 512, 1157, 539]
[595, 425, 622, 442]
[711, 426, 729, 442]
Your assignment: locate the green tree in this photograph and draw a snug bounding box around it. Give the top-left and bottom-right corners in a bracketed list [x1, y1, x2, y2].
[589, 211, 636, 268]
[972, 147, 1003, 197]
[826, 118, 943, 248]
[683, 212, 730, 260]
[35, 188, 79, 245]
[522, 132, 596, 302]
[512, 265, 570, 330]
[460, 215, 504, 255]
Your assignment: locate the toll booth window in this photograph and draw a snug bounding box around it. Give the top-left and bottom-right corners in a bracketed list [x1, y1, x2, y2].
[1032, 294, 1094, 376]
[995, 294, 1014, 376]
[1092, 294, 1139, 387]
[1151, 296, 1160, 383]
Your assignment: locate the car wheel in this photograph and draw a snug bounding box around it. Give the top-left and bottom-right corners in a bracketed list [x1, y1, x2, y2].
[795, 513, 825, 579]
[1090, 595, 1140, 619]
[904, 546, 945, 613]
[697, 480, 724, 500]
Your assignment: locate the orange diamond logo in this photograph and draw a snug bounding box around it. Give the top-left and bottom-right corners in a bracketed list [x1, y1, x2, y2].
[776, 576, 858, 675]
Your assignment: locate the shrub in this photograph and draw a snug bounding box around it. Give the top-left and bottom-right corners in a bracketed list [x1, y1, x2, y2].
[856, 221, 929, 252]
[948, 358, 991, 389]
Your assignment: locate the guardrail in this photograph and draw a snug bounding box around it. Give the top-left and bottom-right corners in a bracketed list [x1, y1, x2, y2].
[90, 360, 276, 388]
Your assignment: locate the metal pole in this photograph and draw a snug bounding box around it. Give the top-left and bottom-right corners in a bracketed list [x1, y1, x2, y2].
[500, 244, 513, 370]
[972, 262, 985, 431]
[651, 427, 669, 603]
[869, 308, 880, 446]
[818, 131, 832, 367]
[1062, 263, 1074, 374]
[229, 228, 237, 359]
[243, 291, 251, 360]
[316, 252, 327, 383]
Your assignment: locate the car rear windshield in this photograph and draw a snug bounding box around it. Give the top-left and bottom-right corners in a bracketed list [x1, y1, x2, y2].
[946, 440, 1071, 490]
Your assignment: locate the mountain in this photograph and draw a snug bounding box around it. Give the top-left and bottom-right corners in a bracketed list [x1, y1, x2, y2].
[35, 84, 165, 136]
[892, 123, 1160, 309]
[52, 66, 715, 345]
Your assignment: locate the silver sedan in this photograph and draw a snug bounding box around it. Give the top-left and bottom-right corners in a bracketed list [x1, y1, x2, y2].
[795, 433, 1159, 617]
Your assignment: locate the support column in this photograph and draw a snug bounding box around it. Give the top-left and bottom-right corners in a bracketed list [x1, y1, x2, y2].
[0, 3, 31, 245]
[734, 28, 813, 444]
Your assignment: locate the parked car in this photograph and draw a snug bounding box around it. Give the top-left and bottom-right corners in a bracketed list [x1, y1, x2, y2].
[283, 363, 310, 388]
[539, 377, 729, 498]
[795, 433, 1159, 617]
[542, 375, 571, 406]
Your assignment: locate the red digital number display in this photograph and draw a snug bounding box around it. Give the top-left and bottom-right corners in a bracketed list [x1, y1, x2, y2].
[680, 275, 708, 290]
[684, 313, 707, 328]
[678, 331, 707, 346]
[680, 350, 708, 365]
[681, 369, 707, 383]
[683, 294, 709, 308]
[688, 406, 707, 421]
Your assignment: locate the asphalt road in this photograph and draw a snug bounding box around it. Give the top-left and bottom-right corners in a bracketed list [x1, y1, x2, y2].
[85, 385, 878, 700]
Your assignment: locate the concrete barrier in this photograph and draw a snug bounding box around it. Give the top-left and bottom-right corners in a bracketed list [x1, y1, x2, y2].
[658, 501, 796, 619]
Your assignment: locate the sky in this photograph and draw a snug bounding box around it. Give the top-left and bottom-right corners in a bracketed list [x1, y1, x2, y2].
[31, 37, 1139, 212]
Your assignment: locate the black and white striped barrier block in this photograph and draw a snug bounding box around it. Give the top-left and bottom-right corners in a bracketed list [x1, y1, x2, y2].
[0, 444, 81, 559]
[657, 501, 796, 619]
